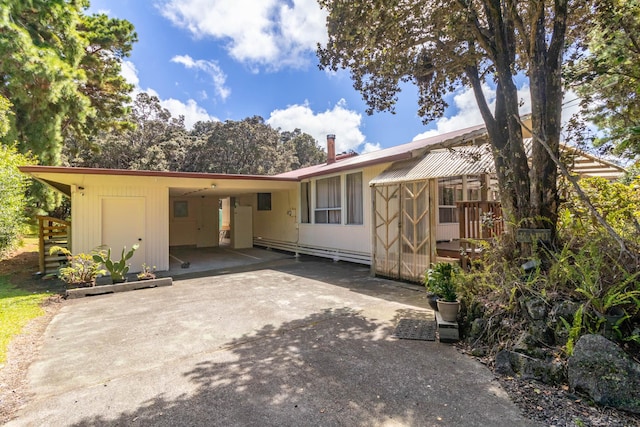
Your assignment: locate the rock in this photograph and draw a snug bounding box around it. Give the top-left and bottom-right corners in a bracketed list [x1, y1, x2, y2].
[550, 300, 579, 325]
[513, 331, 546, 358]
[568, 334, 640, 414]
[528, 320, 555, 346]
[494, 350, 565, 384]
[521, 296, 547, 321]
[470, 346, 487, 357]
[469, 318, 487, 340]
[549, 300, 580, 346]
[495, 350, 515, 376]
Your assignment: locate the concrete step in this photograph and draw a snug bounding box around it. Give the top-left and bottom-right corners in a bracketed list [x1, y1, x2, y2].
[435, 310, 459, 343]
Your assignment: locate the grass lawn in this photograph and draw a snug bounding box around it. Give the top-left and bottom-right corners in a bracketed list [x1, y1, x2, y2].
[0, 275, 51, 364]
[0, 237, 59, 365]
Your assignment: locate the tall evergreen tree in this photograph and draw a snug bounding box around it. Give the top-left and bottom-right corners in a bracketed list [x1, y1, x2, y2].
[0, 0, 91, 166]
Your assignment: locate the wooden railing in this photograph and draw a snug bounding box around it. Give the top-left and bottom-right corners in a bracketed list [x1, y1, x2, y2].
[457, 201, 504, 240]
[37, 216, 71, 274]
[456, 201, 503, 268]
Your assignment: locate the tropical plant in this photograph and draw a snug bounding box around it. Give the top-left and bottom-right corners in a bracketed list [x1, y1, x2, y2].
[48, 246, 105, 287]
[92, 244, 139, 283]
[425, 262, 459, 302]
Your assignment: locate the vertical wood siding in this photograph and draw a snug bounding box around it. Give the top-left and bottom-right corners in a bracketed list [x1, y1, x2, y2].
[71, 183, 169, 271]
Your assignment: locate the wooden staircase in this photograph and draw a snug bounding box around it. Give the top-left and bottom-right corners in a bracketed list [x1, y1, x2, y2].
[37, 216, 71, 274]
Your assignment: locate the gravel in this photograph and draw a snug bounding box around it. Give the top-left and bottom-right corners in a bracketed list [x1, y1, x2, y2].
[497, 369, 640, 426]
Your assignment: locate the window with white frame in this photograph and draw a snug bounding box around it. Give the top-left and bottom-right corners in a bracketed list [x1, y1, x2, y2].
[438, 177, 463, 223]
[346, 172, 363, 224]
[438, 175, 486, 223]
[315, 176, 341, 224]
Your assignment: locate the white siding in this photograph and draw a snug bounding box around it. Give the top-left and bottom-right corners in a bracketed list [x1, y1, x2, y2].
[436, 224, 459, 241]
[71, 181, 169, 271]
[297, 163, 389, 257]
[252, 190, 298, 242]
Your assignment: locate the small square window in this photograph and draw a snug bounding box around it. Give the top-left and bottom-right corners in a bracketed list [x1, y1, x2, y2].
[257, 193, 272, 211]
[174, 201, 188, 218]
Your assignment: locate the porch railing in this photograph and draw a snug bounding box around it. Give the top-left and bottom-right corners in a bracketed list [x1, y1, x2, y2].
[456, 201, 503, 268]
[37, 216, 71, 274]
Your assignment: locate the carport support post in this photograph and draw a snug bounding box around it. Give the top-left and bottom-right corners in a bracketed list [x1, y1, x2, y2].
[370, 185, 377, 278]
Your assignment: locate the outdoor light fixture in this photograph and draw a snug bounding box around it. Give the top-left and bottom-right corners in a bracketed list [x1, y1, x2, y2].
[211, 184, 217, 189]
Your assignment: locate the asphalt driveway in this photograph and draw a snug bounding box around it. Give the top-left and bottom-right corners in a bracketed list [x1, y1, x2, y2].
[7, 257, 535, 426]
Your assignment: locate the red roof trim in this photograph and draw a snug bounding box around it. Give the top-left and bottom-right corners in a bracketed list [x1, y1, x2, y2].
[295, 152, 412, 179]
[18, 166, 300, 182]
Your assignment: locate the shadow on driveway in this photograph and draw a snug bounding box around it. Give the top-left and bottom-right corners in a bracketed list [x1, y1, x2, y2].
[70, 308, 525, 427]
[8, 258, 535, 427]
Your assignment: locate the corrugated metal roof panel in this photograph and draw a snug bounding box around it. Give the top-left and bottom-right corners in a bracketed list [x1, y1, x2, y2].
[370, 145, 495, 185]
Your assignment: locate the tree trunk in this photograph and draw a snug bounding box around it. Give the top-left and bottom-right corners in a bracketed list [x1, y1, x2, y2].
[528, 0, 568, 238]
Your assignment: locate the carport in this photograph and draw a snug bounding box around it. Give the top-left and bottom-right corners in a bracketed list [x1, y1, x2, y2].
[19, 166, 299, 274]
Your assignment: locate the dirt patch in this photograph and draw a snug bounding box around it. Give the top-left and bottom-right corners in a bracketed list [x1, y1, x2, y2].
[0, 241, 65, 424]
[457, 346, 640, 426]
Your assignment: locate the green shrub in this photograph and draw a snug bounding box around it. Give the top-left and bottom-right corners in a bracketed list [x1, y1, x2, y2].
[425, 262, 459, 302]
[0, 145, 35, 258]
[49, 246, 106, 287]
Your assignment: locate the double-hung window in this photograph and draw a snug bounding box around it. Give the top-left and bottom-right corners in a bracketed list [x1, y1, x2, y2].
[315, 176, 341, 224]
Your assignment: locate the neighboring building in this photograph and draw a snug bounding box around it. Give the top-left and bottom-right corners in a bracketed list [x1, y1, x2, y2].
[20, 122, 625, 282]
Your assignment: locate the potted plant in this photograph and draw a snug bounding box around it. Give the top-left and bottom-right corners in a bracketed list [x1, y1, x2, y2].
[425, 262, 460, 322]
[92, 244, 139, 284]
[48, 246, 106, 287]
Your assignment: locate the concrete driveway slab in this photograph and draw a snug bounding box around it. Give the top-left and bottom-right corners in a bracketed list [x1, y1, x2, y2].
[7, 258, 536, 426]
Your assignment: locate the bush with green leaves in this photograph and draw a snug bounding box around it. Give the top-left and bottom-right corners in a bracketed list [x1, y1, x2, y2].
[48, 246, 106, 287]
[558, 176, 640, 245]
[425, 262, 459, 302]
[0, 145, 35, 258]
[456, 176, 640, 358]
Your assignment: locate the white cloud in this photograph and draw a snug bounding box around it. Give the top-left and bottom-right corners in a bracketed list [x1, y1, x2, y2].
[267, 99, 366, 153]
[171, 54, 230, 100]
[121, 60, 217, 130]
[361, 142, 382, 153]
[158, 0, 328, 70]
[412, 84, 583, 140]
[121, 60, 140, 87]
[413, 84, 532, 140]
[159, 97, 215, 129]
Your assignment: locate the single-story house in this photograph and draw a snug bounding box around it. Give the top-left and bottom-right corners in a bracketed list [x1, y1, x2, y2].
[20, 122, 625, 282]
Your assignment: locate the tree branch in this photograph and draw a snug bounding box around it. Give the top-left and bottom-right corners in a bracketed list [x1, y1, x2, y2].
[515, 116, 632, 257]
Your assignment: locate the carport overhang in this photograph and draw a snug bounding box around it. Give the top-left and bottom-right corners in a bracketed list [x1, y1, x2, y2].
[18, 166, 300, 197]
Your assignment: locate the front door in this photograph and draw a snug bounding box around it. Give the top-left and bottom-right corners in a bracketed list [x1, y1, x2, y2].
[101, 197, 146, 273]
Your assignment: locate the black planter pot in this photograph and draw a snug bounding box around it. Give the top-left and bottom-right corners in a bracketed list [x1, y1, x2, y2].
[427, 293, 439, 311]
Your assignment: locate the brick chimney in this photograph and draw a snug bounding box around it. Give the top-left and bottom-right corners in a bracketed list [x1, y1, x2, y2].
[326, 134, 336, 164]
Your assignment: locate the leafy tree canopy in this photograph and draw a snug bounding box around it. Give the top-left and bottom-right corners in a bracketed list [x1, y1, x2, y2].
[0, 0, 90, 165]
[318, 0, 590, 235]
[568, 0, 640, 160]
[66, 93, 325, 175]
[0, 95, 36, 256]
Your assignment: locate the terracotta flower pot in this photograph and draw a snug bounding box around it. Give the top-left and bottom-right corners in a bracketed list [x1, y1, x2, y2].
[437, 299, 460, 322]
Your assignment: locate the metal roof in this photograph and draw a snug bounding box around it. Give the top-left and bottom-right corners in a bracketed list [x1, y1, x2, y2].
[371, 139, 626, 185]
[370, 145, 495, 185]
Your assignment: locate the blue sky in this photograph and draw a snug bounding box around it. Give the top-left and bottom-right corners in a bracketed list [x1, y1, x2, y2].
[89, 0, 554, 154]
